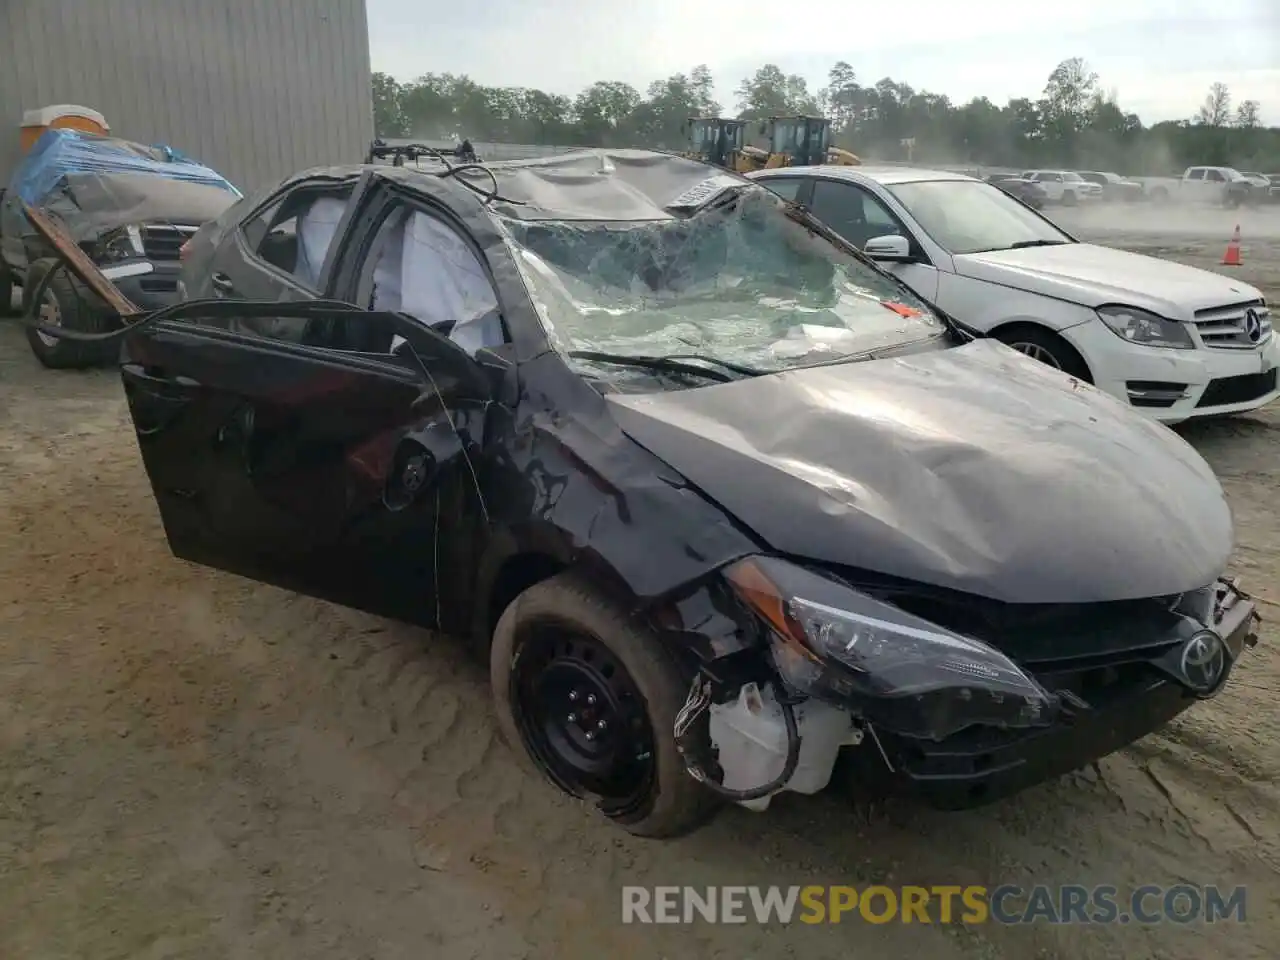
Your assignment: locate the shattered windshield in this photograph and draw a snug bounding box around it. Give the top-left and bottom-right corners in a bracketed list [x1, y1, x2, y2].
[499, 187, 942, 384]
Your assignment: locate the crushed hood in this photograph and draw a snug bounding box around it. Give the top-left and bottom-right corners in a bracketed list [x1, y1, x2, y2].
[606, 339, 1233, 604]
[953, 242, 1263, 318]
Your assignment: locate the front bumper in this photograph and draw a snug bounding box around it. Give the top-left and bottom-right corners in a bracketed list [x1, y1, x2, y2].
[1062, 317, 1280, 422]
[869, 587, 1259, 809]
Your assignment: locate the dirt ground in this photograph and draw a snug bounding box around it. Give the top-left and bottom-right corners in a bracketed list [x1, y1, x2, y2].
[2, 209, 1279, 960]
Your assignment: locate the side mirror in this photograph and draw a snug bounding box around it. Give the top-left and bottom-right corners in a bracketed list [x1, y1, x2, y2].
[863, 234, 912, 262]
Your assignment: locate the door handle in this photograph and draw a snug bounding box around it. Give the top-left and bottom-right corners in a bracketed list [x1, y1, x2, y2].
[121, 364, 197, 435]
[122, 363, 200, 390]
[211, 272, 235, 295]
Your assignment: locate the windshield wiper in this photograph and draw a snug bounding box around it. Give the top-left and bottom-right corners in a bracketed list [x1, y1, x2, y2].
[1008, 239, 1069, 249]
[568, 350, 764, 383]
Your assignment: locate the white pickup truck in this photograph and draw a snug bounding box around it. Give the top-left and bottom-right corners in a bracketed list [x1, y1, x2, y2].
[1019, 170, 1104, 205]
[1140, 166, 1261, 207]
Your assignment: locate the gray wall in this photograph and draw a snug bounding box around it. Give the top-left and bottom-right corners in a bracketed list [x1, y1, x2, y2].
[0, 0, 373, 193]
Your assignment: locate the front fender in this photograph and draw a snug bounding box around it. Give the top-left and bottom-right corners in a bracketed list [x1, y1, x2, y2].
[465, 352, 764, 660]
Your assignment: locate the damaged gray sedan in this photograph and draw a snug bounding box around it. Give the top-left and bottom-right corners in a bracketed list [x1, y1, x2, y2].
[25, 148, 1262, 837]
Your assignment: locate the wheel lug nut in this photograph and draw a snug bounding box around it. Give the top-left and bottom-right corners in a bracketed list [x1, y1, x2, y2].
[567, 713, 578, 723]
[586, 694, 597, 706]
[585, 730, 596, 741]
[596, 719, 607, 731]
[568, 690, 579, 702]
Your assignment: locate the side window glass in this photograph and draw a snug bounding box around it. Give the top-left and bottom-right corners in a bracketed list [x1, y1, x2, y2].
[241, 184, 355, 288]
[357, 203, 505, 357]
[857, 189, 899, 235]
[1206, 169, 1224, 182]
[809, 180, 900, 248]
[1187, 169, 1204, 181]
[758, 177, 805, 201]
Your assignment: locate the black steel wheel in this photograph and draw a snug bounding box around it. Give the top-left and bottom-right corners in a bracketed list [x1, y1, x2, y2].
[510, 622, 656, 816]
[490, 572, 717, 837]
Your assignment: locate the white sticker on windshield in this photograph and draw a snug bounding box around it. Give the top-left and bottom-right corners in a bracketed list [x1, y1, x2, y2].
[667, 173, 744, 210]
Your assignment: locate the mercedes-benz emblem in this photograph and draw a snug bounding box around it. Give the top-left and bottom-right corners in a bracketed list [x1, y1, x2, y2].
[1180, 630, 1227, 694]
[1244, 308, 1262, 343]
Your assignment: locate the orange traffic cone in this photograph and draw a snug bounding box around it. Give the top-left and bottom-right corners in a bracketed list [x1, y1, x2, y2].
[1222, 225, 1243, 266]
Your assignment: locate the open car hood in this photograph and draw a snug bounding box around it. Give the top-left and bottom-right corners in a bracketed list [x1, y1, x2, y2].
[606, 339, 1233, 604]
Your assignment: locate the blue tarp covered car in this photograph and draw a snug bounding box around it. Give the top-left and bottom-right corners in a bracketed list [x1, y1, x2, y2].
[0, 129, 241, 367]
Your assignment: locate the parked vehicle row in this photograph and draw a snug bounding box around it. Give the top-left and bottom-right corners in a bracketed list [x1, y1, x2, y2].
[18, 148, 1267, 841]
[980, 166, 1279, 207]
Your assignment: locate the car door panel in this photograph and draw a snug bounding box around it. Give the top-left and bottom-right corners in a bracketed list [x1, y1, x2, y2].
[121, 306, 491, 626]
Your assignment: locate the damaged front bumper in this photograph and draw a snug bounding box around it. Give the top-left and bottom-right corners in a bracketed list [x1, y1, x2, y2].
[885, 579, 1260, 808]
[690, 575, 1260, 812]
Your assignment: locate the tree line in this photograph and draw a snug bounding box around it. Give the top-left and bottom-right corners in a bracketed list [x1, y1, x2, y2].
[371, 58, 1278, 174]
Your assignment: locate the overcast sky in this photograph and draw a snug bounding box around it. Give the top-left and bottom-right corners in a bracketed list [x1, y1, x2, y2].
[366, 0, 1279, 125]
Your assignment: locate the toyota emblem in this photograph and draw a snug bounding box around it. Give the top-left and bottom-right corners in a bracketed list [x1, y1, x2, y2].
[1244, 308, 1262, 343]
[1180, 630, 1227, 694]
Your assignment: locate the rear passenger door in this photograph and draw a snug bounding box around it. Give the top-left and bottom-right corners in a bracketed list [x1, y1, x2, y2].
[204, 174, 366, 303]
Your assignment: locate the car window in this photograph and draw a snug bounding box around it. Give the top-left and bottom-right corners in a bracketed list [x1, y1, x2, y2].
[808, 180, 900, 248]
[1205, 169, 1225, 182]
[241, 183, 356, 289]
[356, 202, 505, 357]
[756, 177, 805, 201]
[1187, 169, 1204, 181]
[887, 179, 1072, 256]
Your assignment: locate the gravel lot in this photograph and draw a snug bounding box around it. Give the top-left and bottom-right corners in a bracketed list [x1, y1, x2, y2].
[1, 206, 1278, 960]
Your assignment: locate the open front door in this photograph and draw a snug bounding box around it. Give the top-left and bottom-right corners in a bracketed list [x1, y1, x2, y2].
[121, 301, 492, 626]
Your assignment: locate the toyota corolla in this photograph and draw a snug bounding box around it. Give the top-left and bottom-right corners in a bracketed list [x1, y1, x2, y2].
[23, 149, 1262, 837]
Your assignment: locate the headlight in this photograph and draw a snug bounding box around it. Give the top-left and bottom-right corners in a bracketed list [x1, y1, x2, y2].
[724, 557, 1057, 740]
[95, 225, 144, 263]
[1096, 305, 1193, 349]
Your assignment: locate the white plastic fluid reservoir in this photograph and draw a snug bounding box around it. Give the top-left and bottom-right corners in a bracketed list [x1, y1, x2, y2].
[707, 683, 853, 812]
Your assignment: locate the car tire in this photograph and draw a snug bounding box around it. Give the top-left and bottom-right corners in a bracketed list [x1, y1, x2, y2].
[490, 572, 718, 838]
[1062, 190, 1078, 207]
[22, 258, 115, 369]
[995, 325, 1092, 382]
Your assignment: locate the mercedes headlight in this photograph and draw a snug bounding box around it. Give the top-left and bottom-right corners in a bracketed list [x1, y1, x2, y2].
[1097, 305, 1193, 349]
[95, 225, 144, 263]
[725, 557, 1056, 740]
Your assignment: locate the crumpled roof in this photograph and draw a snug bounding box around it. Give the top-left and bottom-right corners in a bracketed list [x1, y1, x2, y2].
[458, 148, 749, 222]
